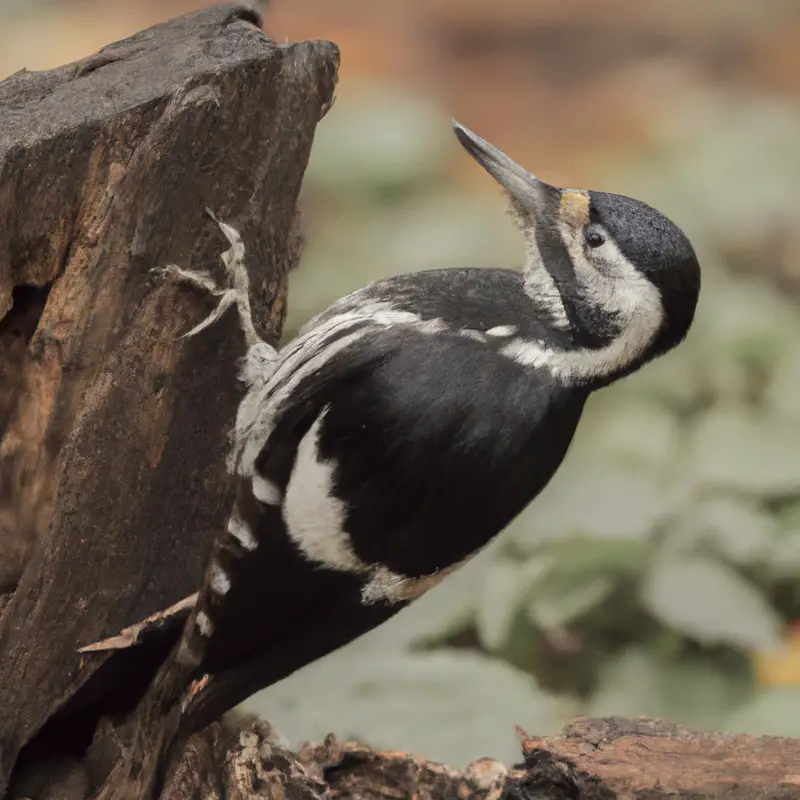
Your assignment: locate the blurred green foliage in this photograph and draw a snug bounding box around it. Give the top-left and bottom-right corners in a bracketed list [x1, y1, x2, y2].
[242, 83, 800, 766]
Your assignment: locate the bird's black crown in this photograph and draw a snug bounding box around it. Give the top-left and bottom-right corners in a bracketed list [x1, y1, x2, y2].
[588, 190, 701, 358]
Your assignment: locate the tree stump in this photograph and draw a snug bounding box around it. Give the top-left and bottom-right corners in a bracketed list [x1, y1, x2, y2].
[0, 4, 336, 796]
[1, 4, 800, 799]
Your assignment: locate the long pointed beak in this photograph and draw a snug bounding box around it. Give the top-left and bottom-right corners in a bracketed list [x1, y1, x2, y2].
[452, 121, 561, 219]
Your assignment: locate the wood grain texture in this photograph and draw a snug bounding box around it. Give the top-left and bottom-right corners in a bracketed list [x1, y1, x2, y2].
[516, 716, 800, 799]
[155, 715, 800, 800]
[0, 4, 337, 794]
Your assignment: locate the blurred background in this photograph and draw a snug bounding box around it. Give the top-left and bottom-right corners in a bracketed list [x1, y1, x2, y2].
[3, 0, 800, 769]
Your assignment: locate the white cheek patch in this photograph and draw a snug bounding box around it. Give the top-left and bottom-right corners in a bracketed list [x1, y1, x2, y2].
[502, 224, 664, 382]
[563, 225, 663, 375]
[283, 408, 368, 574]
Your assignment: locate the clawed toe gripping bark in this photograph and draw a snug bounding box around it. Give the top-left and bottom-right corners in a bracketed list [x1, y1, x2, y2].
[152, 209, 265, 349]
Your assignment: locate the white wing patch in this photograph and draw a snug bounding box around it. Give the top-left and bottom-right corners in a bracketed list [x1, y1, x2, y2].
[460, 329, 487, 343]
[209, 561, 231, 596]
[283, 409, 366, 574]
[252, 474, 281, 505]
[195, 611, 214, 637]
[486, 325, 518, 337]
[281, 407, 476, 606]
[227, 512, 258, 551]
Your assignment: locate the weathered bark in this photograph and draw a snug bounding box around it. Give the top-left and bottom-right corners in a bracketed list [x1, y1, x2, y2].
[128, 715, 800, 799]
[516, 717, 800, 798]
[0, 4, 336, 796]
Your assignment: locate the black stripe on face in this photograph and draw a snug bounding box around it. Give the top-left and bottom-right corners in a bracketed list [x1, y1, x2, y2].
[533, 219, 620, 350]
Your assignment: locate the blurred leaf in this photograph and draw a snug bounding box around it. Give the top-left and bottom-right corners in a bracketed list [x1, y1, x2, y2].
[724, 687, 800, 737]
[570, 396, 683, 471]
[541, 538, 649, 579]
[763, 346, 800, 421]
[702, 356, 753, 407]
[616, 341, 705, 411]
[527, 574, 615, 631]
[668, 496, 776, 567]
[642, 553, 781, 650]
[587, 648, 751, 729]
[776, 500, 800, 530]
[759, 530, 800, 582]
[476, 556, 553, 652]
[686, 406, 800, 497]
[507, 463, 670, 551]
[520, 538, 648, 631]
[696, 275, 800, 371]
[247, 649, 571, 767]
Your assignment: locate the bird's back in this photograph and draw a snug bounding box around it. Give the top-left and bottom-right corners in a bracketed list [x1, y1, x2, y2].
[191, 269, 590, 683]
[306, 267, 571, 344]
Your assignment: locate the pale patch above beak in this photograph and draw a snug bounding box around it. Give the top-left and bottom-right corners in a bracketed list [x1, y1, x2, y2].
[559, 190, 590, 230]
[452, 120, 561, 221]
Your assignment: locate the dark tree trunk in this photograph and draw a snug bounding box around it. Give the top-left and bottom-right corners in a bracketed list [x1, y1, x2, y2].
[1, 5, 798, 799]
[0, 5, 336, 796]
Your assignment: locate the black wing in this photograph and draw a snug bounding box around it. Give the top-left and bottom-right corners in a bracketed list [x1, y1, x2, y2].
[318, 328, 587, 577]
[189, 306, 587, 686]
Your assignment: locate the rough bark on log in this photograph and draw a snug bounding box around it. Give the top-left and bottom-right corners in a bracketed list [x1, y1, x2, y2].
[0, 4, 337, 796]
[119, 715, 800, 799]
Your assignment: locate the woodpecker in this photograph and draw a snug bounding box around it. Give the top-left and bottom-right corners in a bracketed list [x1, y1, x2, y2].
[80, 121, 701, 733]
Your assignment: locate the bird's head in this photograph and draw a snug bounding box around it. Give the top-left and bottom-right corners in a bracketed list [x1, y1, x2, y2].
[453, 121, 701, 381]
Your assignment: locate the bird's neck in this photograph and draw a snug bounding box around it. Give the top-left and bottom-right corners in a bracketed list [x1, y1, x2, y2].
[518, 252, 663, 387]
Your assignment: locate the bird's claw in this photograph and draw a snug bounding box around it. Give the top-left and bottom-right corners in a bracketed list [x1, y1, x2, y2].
[153, 211, 263, 348]
[150, 264, 225, 296]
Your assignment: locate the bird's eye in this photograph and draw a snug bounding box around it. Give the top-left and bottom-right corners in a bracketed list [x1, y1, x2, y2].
[585, 228, 606, 249]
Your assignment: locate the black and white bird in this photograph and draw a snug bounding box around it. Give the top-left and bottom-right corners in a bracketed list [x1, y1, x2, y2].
[81, 121, 702, 732]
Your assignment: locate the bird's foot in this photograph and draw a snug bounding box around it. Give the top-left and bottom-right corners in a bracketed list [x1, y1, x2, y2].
[151, 264, 224, 296]
[151, 209, 264, 348]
